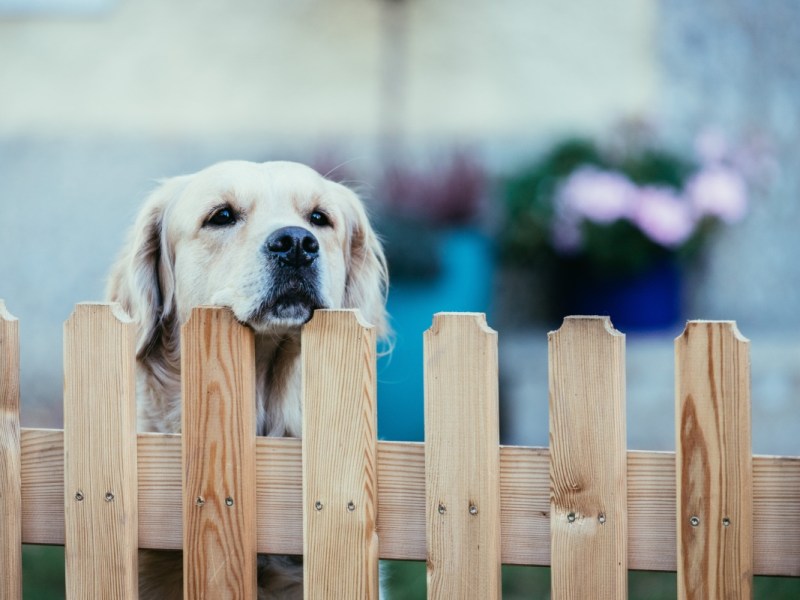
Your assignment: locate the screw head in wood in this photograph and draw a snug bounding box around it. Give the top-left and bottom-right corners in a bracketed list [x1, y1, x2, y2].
[722, 517, 731, 527]
[104, 491, 114, 502]
[74, 490, 84, 502]
[469, 504, 478, 516]
[690, 516, 700, 527]
[598, 513, 606, 524]
[347, 501, 356, 512]
[314, 500, 323, 511]
[567, 512, 576, 523]
[225, 497, 234, 507]
[438, 503, 446, 515]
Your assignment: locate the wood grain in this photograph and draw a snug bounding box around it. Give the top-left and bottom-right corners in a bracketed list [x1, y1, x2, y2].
[549, 316, 627, 599]
[181, 307, 257, 599]
[63, 303, 138, 598]
[17, 430, 800, 575]
[676, 321, 752, 599]
[302, 310, 379, 599]
[0, 301, 21, 600]
[424, 313, 501, 600]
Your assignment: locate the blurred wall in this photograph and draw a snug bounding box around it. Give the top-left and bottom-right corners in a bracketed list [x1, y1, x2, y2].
[0, 0, 657, 139]
[658, 0, 800, 330]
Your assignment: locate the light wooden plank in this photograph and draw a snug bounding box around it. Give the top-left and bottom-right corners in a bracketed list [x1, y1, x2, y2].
[302, 309, 379, 599]
[424, 313, 501, 599]
[18, 433, 800, 576]
[549, 316, 627, 599]
[376, 441, 426, 561]
[0, 301, 21, 600]
[63, 303, 138, 599]
[676, 321, 752, 599]
[181, 307, 257, 599]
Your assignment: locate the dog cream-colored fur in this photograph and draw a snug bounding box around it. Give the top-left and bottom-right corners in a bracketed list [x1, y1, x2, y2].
[106, 160, 388, 598]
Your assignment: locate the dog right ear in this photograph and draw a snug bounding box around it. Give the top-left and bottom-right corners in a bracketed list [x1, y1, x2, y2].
[106, 176, 187, 361]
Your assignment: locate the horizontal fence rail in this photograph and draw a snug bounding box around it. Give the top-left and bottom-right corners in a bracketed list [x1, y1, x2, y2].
[2, 301, 800, 599]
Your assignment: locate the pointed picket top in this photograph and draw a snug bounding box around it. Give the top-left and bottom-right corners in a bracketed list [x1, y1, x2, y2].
[65, 301, 134, 329]
[0, 300, 18, 323]
[548, 315, 624, 340]
[675, 319, 749, 344]
[0, 297, 20, 414]
[425, 311, 495, 338]
[0, 300, 19, 412]
[303, 307, 374, 335]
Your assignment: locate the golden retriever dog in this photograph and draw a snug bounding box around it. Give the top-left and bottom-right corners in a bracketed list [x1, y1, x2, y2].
[107, 160, 388, 598]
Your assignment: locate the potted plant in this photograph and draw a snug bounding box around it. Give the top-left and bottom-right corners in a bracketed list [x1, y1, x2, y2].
[500, 127, 751, 331]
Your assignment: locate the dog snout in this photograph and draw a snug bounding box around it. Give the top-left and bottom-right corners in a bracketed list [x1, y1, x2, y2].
[265, 226, 319, 268]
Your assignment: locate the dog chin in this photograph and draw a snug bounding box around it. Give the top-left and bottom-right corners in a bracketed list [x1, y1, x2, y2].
[246, 295, 325, 333]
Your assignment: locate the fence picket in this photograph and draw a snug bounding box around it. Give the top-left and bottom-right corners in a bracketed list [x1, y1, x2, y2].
[0, 301, 21, 600]
[549, 316, 627, 599]
[63, 303, 138, 598]
[302, 310, 379, 598]
[424, 313, 501, 600]
[676, 321, 752, 599]
[181, 307, 257, 598]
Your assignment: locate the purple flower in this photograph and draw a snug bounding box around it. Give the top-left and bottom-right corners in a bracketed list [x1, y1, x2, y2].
[686, 166, 748, 224]
[551, 214, 583, 253]
[556, 167, 637, 224]
[633, 186, 696, 248]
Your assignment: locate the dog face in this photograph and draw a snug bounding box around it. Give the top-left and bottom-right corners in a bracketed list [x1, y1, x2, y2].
[108, 160, 388, 359]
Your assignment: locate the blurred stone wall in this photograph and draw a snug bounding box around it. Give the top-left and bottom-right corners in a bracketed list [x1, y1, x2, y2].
[658, 0, 800, 330]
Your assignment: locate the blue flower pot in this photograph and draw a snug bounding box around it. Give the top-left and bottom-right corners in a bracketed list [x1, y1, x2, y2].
[377, 228, 493, 441]
[561, 260, 683, 332]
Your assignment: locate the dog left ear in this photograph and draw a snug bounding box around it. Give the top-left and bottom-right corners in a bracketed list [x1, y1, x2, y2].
[106, 176, 187, 362]
[336, 184, 390, 339]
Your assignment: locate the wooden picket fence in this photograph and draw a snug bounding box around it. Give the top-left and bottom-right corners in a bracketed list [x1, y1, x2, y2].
[1, 300, 799, 598]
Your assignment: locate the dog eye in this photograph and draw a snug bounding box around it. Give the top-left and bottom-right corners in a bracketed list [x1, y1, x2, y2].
[309, 210, 331, 227]
[204, 206, 238, 227]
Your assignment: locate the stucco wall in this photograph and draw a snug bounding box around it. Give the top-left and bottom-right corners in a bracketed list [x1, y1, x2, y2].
[0, 0, 657, 139]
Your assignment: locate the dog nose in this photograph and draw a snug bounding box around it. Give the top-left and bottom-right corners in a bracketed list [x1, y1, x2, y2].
[265, 226, 320, 267]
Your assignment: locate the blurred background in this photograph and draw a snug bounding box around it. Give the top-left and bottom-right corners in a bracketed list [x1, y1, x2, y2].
[1, 0, 799, 597]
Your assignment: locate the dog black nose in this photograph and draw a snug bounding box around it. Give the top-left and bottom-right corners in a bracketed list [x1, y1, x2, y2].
[265, 226, 320, 267]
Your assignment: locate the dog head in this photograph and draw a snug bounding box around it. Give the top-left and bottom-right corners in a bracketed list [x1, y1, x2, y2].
[107, 160, 388, 363]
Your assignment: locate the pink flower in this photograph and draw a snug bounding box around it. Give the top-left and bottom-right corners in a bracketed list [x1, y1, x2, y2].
[633, 186, 696, 248]
[557, 167, 637, 224]
[686, 166, 748, 224]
